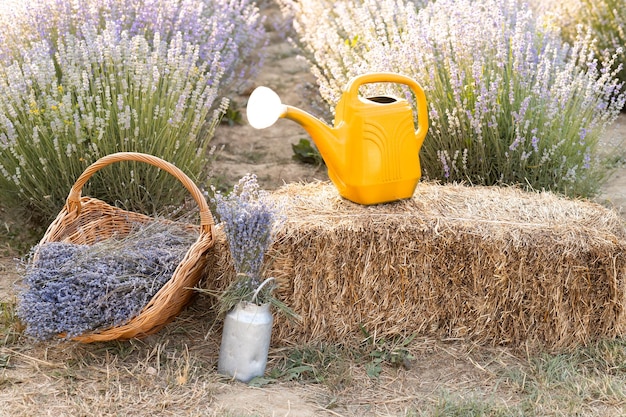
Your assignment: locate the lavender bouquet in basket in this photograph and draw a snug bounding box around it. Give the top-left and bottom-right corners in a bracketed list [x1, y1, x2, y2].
[211, 174, 289, 316]
[17, 222, 196, 341]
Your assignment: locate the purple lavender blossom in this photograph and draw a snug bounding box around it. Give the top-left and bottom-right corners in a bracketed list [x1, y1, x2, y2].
[212, 174, 283, 290]
[17, 222, 196, 341]
[0, 0, 266, 92]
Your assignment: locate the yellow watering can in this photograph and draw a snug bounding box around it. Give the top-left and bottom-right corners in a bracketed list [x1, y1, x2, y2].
[246, 72, 429, 205]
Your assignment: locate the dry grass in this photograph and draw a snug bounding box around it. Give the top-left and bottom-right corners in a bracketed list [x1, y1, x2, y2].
[205, 181, 626, 351]
[0, 294, 249, 416]
[3, 287, 626, 415]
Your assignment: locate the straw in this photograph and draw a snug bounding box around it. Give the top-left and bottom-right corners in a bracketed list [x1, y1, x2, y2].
[203, 181, 626, 351]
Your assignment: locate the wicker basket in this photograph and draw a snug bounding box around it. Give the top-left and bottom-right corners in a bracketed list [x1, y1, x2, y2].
[37, 152, 216, 343]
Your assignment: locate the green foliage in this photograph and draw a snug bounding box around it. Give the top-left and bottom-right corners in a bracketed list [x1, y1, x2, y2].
[221, 100, 244, 127]
[274, 346, 332, 383]
[360, 326, 415, 379]
[252, 344, 349, 390]
[577, 338, 626, 375]
[291, 138, 324, 165]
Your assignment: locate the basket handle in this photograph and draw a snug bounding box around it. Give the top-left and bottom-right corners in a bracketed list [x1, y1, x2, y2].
[65, 152, 214, 234]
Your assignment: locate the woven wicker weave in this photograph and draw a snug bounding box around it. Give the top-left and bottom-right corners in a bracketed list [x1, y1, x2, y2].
[38, 152, 216, 343]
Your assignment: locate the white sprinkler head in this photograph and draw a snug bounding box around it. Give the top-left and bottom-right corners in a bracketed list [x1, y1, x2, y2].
[246, 86, 286, 129]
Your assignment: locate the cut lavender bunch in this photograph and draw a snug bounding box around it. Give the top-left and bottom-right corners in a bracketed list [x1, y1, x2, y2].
[17, 221, 197, 341]
[210, 174, 289, 316]
[214, 174, 277, 285]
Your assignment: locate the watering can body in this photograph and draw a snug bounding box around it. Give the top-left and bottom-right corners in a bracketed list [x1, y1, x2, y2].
[246, 72, 429, 205]
[330, 73, 428, 204]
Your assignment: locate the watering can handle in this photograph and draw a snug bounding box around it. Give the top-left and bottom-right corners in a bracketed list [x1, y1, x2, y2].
[345, 72, 429, 144]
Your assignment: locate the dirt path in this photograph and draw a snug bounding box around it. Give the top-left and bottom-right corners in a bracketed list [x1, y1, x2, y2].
[210, 6, 329, 191]
[598, 113, 626, 215]
[0, 257, 19, 302]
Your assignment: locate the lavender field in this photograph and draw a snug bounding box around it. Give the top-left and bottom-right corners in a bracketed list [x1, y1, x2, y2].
[2, 1, 626, 416]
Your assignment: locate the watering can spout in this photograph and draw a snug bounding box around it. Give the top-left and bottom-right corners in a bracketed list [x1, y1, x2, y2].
[246, 86, 344, 179]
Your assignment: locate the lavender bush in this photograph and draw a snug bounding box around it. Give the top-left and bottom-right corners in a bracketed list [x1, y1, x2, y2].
[541, 0, 626, 89]
[211, 174, 284, 314]
[280, 0, 625, 197]
[0, 26, 226, 220]
[0, 0, 266, 221]
[0, 0, 266, 93]
[18, 222, 196, 341]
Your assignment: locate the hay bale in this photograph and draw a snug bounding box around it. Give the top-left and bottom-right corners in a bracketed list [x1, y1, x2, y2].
[203, 181, 626, 351]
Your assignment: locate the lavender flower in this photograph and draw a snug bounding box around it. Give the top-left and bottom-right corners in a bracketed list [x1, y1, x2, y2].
[0, 0, 266, 92]
[213, 174, 280, 283]
[17, 222, 197, 341]
[542, 0, 626, 87]
[212, 174, 283, 308]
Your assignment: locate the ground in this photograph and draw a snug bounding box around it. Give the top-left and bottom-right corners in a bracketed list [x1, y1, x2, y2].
[208, 11, 329, 192]
[2, 4, 626, 417]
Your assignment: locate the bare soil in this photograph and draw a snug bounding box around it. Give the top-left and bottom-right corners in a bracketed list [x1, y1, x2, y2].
[208, 8, 329, 192]
[598, 113, 626, 214]
[2, 4, 626, 417]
